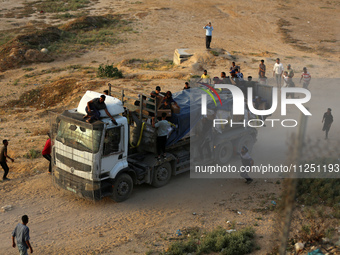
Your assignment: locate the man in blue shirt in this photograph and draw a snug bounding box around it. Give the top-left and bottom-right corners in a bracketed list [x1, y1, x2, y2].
[12, 215, 33, 255]
[203, 22, 213, 49]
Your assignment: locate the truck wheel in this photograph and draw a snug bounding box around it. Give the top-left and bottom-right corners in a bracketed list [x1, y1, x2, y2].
[236, 135, 255, 154]
[152, 162, 171, 188]
[111, 173, 133, 202]
[216, 141, 233, 164]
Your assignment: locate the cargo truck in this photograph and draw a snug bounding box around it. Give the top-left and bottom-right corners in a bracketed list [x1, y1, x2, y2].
[51, 82, 272, 202]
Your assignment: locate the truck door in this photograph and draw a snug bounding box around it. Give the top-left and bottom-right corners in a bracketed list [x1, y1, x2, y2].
[101, 126, 126, 173]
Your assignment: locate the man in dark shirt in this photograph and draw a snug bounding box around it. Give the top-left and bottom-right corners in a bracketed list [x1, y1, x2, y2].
[83, 95, 118, 125]
[0, 139, 14, 181]
[235, 68, 244, 81]
[322, 108, 333, 139]
[160, 91, 178, 109]
[12, 215, 33, 255]
[183, 82, 191, 90]
[259, 59, 266, 78]
[239, 146, 254, 184]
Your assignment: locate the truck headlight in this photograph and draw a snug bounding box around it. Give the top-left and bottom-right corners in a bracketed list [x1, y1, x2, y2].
[85, 183, 100, 191]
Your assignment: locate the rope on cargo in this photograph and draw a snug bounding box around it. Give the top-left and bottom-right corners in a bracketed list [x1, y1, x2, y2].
[129, 122, 145, 148]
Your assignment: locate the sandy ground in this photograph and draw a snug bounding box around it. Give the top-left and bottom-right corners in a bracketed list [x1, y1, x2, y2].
[0, 0, 340, 254]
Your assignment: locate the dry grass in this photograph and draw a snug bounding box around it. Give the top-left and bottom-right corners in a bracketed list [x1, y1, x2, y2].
[120, 58, 174, 71]
[0, 15, 133, 72]
[277, 18, 314, 53]
[4, 79, 105, 110]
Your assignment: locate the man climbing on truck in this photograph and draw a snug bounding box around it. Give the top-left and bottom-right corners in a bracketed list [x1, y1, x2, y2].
[152, 112, 171, 161]
[83, 95, 118, 125]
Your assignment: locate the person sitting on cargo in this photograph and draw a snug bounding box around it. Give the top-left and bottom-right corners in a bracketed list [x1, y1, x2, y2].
[229, 70, 237, 85]
[152, 112, 171, 160]
[235, 68, 244, 81]
[103, 90, 109, 95]
[220, 72, 230, 84]
[199, 70, 211, 84]
[147, 86, 163, 116]
[230, 62, 240, 72]
[183, 82, 191, 90]
[212, 76, 220, 84]
[83, 95, 118, 125]
[160, 91, 178, 109]
[230, 61, 236, 71]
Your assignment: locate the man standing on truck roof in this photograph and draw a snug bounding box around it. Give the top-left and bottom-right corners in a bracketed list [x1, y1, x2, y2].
[1, 139, 14, 181]
[83, 95, 118, 125]
[152, 112, 171, 161]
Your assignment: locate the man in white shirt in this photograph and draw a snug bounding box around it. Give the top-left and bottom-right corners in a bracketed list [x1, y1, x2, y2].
[152, 112, 171, 160]
[299, 67, 312, 89]
[273, 58, 284, 87]
[203, 22, 213, 49]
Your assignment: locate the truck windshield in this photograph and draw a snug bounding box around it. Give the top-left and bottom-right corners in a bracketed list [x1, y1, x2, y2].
[56, 120, 102, 153]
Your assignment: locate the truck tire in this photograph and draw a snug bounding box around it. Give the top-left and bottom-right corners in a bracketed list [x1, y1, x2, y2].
[236, 135, 255, 154]
[111, 173, 133, 202]
[152, 162, 171, 188]
[216, 141, 233, 164]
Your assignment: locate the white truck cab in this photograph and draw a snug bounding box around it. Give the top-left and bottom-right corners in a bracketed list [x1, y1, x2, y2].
[53, 91, 133, 201]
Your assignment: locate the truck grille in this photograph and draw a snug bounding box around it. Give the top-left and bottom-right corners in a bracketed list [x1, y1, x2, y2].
[56, 153, 92, 172]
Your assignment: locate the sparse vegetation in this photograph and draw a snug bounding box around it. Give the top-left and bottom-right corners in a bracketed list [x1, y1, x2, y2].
[296, 178, 340, 207]
[0, 15, 133, 71]
[163, 227, 256, 255]
[97, 64, 123, 78]
[121, 58, 173, 71]
[52, 12, 77, 20]
[47, 15, 132, 56]
[25, 149, 40, 159]
[209, 50, 219, 56]
[279, 157, 340, 250]
[4, 78, 104, 110]
[0, 32, 16, 46]
[33, 0, 91, 13]
[23, 68, 35, 72]
[13, 79, 19, 86]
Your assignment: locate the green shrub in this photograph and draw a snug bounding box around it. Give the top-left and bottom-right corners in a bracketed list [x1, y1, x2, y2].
[25, 149, 40, 159]
[210, 50, 219, 56]
[164, 227, 255, 255]
[97, 64, 123, 78]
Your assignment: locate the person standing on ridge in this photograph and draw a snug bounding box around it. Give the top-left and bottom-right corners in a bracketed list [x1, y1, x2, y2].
[300, 67, 312, 89]
[259, 59, 266, 78]
[203, 22, 213, 49]
[273, 58, 284, 87]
